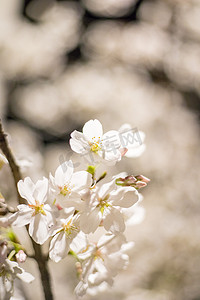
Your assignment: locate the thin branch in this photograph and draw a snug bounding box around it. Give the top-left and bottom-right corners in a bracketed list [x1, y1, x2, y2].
[0, 119, 54, 300]
[0, 121, 24, 204]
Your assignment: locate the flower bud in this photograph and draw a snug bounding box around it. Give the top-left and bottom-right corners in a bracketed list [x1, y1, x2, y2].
[116, 174, 150, 189]
[135, 175, 150, 183]
[75, 261, 82, 280]
[16, 250, 27, 263]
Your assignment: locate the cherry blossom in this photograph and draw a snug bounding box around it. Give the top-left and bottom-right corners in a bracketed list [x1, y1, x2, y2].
[75, 233, 134, 297]
[0, 258, 34, 295]
[79, 177, 139, 234]
[49, 160, 92, 209]
[49, 209, 86, 262]
[10, 177, 56, 244]
[0, 118, 149, 299]
[70, 119, 122, 165]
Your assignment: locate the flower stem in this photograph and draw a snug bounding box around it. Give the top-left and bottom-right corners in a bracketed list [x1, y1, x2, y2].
[0, 119, 54, 300]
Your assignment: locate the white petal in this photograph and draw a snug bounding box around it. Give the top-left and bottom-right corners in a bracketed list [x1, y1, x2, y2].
[54, 161, 74, 186]
[10, 205, 33, 227]
[103, 149, 121, 163]
[111, 187, 139, 208]
[71, 171, 92, 192]
[104, 233, 126, 254]
[29, 214, 49, 244]
[88, 269, 107, 285]
[83, 119, 103, 141]
[70, 131, 89, 154]
[125, 143, 146, 158]
[43, 204, 56, 227]
[106, 252, 128, 275]
[17, 178, 35, 205]
[123, 205, 145, 226]
[70, 139, 88, 154]
[121, 241, 135, 253]
[87, 282, 110, 296]
[103, 207, 125, 233]
[70, 231, 87, 253]
[80, 208, 101, 234]
[119, 127, 146, 157]
[97, 233, 115, 248]
[118, 123, 131, 133]
[75, 281, 88, 297]
[34, 177, 48, 204]
[102, 130, 121, 150]
[98, 180, 116, 200]
[5, 259, 35, 283]
[101, 130, 121, 162]
[71, 130, 88, 146]
[49, 231, 68, 262]
[17, 271, 35, 283]
[58, 195, 83, 210]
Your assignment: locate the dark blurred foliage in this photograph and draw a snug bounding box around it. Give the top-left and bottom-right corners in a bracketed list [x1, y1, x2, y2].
[3, 0, 199, 147]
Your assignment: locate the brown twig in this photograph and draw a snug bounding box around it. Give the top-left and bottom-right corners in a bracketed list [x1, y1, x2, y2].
[0, 121, 24, 204]
[0, 119, 54, 300]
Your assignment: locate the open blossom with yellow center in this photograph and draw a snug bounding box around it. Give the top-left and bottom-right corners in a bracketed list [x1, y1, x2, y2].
[79, 178, 139, 234]
[49, 212, 85, 263]
[62, 218, 79, 236]
[49, 160, 92, 209]
[97, 195, 111, 215]
[70, 119, 122, 164]
[10, 177, 55, 245]
[29, 200, 46, 216]
[75, 233, 134, 297]
[59, 184, 72, 196]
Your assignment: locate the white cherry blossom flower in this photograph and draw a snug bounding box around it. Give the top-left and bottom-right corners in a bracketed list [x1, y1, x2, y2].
[119, 123, 146, 158]
[75, 233, 133, 297]
[70, 119, 122, 165]
[49, 209, 86, 262]
[49, 160, 92, 209]
[0, 258, 34, 296]
[79, 177, 139, 234]
[10, 177, 55, 244]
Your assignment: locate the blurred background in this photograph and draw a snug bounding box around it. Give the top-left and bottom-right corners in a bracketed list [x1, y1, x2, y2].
[0, 0, 200, 299]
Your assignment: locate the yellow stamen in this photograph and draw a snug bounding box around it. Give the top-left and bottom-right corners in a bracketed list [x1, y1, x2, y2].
[59, 184, 71, 196]
[29, 201, 46, 216]
[89, 137, 101, 154]
[62, 219, 78, 236]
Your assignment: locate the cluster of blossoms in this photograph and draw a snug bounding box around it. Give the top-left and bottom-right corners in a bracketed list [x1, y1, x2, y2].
[0, 119, 149, 298]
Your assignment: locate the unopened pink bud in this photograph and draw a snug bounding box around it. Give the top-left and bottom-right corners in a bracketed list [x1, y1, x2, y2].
[116, 176, 136, 186]
[135, 175, 150, 183]
[16, 250, 27, 263]
[124, 175, 137, 184]
[135, 181, 147, 188]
